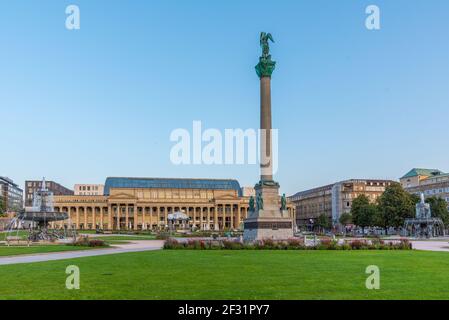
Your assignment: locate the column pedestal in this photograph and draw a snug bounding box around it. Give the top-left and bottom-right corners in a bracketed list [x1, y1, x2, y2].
[243, 182, 293, 241]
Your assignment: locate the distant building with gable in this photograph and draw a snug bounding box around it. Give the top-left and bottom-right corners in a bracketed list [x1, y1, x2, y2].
[400, 168, 449, 208]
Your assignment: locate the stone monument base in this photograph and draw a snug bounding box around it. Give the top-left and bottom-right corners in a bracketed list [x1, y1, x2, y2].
[243, 182, 294, 242]
[243, 216, 293, 241]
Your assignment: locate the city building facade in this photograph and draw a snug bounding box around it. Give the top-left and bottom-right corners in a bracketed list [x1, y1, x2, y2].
[0, 177, 23, 213]
[289, 179, 394, 228]
[53, 177, 295, 231]
[401, 168, 449, 208]
[241, 187, 255, 197]
[25, 180, 73, 207]
[74, 184, 104, 196]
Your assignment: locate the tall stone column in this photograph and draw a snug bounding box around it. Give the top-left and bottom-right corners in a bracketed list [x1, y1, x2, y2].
[260, 76, 273, 182]
[243, 32, 293, 242]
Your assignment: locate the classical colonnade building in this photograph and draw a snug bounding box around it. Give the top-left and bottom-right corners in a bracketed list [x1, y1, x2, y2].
[53, 177, 295, 231]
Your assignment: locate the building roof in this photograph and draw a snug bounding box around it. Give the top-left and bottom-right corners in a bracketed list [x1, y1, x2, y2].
[400, 168, 444, 179]
[0, 176, 21, 189]
[104, 177, 242, 196]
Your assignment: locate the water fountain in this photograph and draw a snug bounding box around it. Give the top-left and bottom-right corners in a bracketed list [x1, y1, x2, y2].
[404, 193, 445, 238]
[6, 178, 76, 244]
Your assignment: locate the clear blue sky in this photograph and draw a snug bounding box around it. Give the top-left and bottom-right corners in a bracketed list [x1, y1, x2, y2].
[1, 0, 449, 195]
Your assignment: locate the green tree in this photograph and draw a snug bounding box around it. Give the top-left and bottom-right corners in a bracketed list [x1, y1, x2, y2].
[339, 212, 353, 226]
[315, 213, 330, 234]
[426, 196, 449, 225]
[377, 183, 416, 233]
[0, 200, 5, 216]
[351, 194, 377, 234]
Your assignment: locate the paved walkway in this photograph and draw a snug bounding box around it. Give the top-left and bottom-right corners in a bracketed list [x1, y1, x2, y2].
[411, 240, 449, 252]
[0, 240, 164, 266]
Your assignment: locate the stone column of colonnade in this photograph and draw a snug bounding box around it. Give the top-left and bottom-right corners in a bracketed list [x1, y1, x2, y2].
[108, 204, 112, 230]
[55, 203, 249, 231]
[206, 207, 211, 230]
[116, 204, 120, 231]
[75, 207, 80, 228]
[125, 205, 129, 230]
[90, 207, 95, 229]
[133, 206, 138, 230]
[99, 207, 103, 229]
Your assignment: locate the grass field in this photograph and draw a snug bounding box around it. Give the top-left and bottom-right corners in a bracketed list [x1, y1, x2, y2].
[0, 231, 28, 241]
[1, 250, 449, 299]
[0, 245, 99, 257]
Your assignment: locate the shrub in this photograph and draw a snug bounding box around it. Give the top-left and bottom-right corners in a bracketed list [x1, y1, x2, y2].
[72, 237, 106, 247]
[223, 240, 244, 250]
[156, 232, 171, 240]
[164, 238, 182, 249]
[287, 238, 301, 248]
[398, 239, 412, 250]
[339, 243, 351, 251]
[349, 240, 367, 250]
[87, 239, 106, 247]
[261, 238, 276, 249]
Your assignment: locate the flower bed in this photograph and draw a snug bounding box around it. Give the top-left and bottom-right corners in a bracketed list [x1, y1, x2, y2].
[163, 238, 412, 250]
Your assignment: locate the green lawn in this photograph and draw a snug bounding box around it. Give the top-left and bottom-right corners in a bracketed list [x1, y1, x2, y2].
[1, 250, 449, 299]
[0, 245, 99, 257]
[0, 231, 28, 241]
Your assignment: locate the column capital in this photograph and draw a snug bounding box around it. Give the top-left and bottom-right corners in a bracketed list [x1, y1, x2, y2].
[255, 58, 276, 78]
